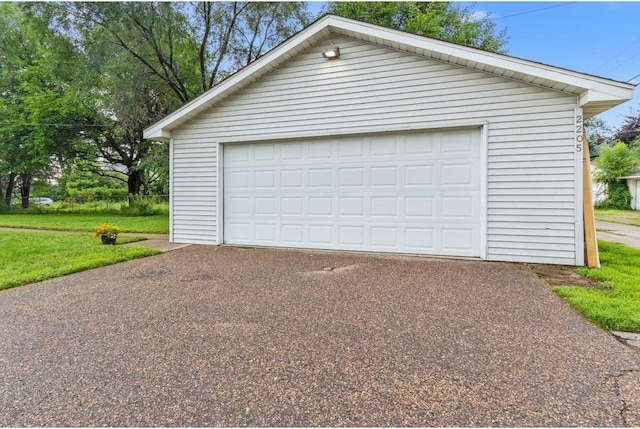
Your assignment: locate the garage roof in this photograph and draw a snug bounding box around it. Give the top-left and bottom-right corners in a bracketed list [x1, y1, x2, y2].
[144, 14, 635, 142]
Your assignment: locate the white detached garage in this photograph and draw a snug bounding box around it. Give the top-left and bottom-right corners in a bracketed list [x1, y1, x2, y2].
[144, 15, 634, 266]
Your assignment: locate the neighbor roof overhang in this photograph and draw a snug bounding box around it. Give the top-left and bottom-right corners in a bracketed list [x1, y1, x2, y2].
[144, 14, 635, 142]
[621, 172, 640, 180]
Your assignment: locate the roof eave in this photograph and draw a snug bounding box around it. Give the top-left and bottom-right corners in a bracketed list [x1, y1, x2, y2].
[580, 87, 635, 118]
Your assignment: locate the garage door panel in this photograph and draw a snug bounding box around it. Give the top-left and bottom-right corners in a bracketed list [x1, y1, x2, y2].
[441, 163, 476, 186]
[226, 222, 251, 242]
[280, 142, 303, 160]
[255, 223, 277, 242]
[281, 224, 304, 244]
[255, 197, 276, 215]
[405, 165, 434, 187]
[227, 171, 250, 189]
[442, 228, 476, 252]
[405, 134, 435, 155]
[309, 224, 333, 245]
[309, 141, 332, 159]
[254, 171, 276, 188]
[406, 196, 434, 218]
[405, 227, 435, 251]
[442, 196, 475, 219]
[282, 197, 304, 216]
[309, 168, 333, 188]
[227, 197, 250, 216]
[224, 129, 481, 256]
[254, 144, 275, 161]
[441, 130, 478, 154]
[371, 137, 397, 157]
[338, 140, 364, 158]
[281, 169, 304, 188]
[370, 227, 399, 248]
[371, 197, 399, 217]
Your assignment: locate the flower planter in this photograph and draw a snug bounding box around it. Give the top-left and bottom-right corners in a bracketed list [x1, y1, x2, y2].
[101, 235, 117, 245]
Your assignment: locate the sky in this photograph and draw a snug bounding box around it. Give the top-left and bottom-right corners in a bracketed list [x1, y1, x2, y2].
[308, 1, 640, 130]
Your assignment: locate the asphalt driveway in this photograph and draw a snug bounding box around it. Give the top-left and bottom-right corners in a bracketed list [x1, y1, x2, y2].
[0, 246, 638, 426]
[596, 220, 640, 250]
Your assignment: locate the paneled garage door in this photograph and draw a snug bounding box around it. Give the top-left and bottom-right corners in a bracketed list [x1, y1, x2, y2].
[223, 129, 482, 257]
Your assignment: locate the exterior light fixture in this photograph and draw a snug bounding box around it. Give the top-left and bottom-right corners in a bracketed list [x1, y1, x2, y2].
[322, 46, 340, 59]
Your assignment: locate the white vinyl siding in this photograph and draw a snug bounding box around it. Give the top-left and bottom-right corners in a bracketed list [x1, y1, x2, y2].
[172, 35, 579, 265]
[170, 139, 218, 244]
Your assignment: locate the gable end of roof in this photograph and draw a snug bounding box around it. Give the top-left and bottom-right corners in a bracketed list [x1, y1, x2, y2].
[144, 14, 634, 142]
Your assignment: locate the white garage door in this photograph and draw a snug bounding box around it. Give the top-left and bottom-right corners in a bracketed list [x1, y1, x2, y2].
[223, 129, 481, 257]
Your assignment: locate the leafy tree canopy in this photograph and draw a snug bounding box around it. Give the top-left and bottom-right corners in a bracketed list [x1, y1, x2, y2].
[47, 2, 311, 103]
[615, 111, 640, 144]
[594, 142, 639, 184]
[0, 3, 100, 207]
[17, 2, 311, 202]
[594, 142, 639, 210]
[325, 2, 508, 53]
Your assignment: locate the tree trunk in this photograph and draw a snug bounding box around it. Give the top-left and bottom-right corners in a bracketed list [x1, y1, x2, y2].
[128, 170, 143, 195]
[127, 170, 143, 207]
[4, 172, 17, 208]
[20, 173, 31, 208]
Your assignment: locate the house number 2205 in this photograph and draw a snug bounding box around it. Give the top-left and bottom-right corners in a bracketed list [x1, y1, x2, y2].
[575, 115, 583, 152]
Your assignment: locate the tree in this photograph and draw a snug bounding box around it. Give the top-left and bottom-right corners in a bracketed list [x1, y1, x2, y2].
[594, 142, 639, 209]
[140, 142, 170, 196]
[584, 117, 612, 156]
[325, 2, 508, 53]
[27, 2, 310, 201]
[615, 110, 640, 144]
[59, 2, 311, 103]
[90, 60, 173, 196]
[0, 3, 99, 208]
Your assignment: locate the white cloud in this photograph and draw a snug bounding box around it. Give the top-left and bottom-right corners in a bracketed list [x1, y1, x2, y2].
[469, 11, 489, 22]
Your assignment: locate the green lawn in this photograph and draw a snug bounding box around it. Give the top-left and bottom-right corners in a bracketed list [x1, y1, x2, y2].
[0, 213, 168, 233]
[0, 230, 160, 291]
[594, 208, 640, 227]
[555, 240, 640, 333]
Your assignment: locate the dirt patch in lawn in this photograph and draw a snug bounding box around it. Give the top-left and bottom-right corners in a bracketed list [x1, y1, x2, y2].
[524, 263, 608, 289]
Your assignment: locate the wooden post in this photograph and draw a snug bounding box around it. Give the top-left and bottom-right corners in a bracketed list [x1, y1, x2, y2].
[582, 132, 600, 268]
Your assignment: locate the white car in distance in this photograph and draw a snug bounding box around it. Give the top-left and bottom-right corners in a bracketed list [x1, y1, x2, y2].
[31, 197, 54, 207]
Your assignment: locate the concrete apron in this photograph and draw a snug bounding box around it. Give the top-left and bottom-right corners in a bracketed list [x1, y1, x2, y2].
[119, 233, 190, 253]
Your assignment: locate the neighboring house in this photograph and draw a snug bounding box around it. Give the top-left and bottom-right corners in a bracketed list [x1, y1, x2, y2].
[590, 165, 607, 205]
[621, 172, 640, 210]
[144, 15, 634, 266]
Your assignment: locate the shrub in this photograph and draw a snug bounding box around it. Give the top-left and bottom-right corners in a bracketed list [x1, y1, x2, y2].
[129, 195, 156, 216]
[596, 182, 632, 210]
[594, 142, 639, 210]
[594, 142, 639, 183]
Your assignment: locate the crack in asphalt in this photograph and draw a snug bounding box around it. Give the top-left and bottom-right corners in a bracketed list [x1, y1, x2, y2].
[605, 369, 639, 426]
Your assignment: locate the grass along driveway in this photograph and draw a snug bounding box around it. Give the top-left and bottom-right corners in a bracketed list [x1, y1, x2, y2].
[555, 240, 640, 333]
[594, 208, 640, 227]
[0, 230, 160, 291]
[0, 213, 168, 233]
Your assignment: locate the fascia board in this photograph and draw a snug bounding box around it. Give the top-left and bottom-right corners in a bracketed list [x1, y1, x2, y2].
[580, 87, 635, 106]
[330, 17, 634, 93]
